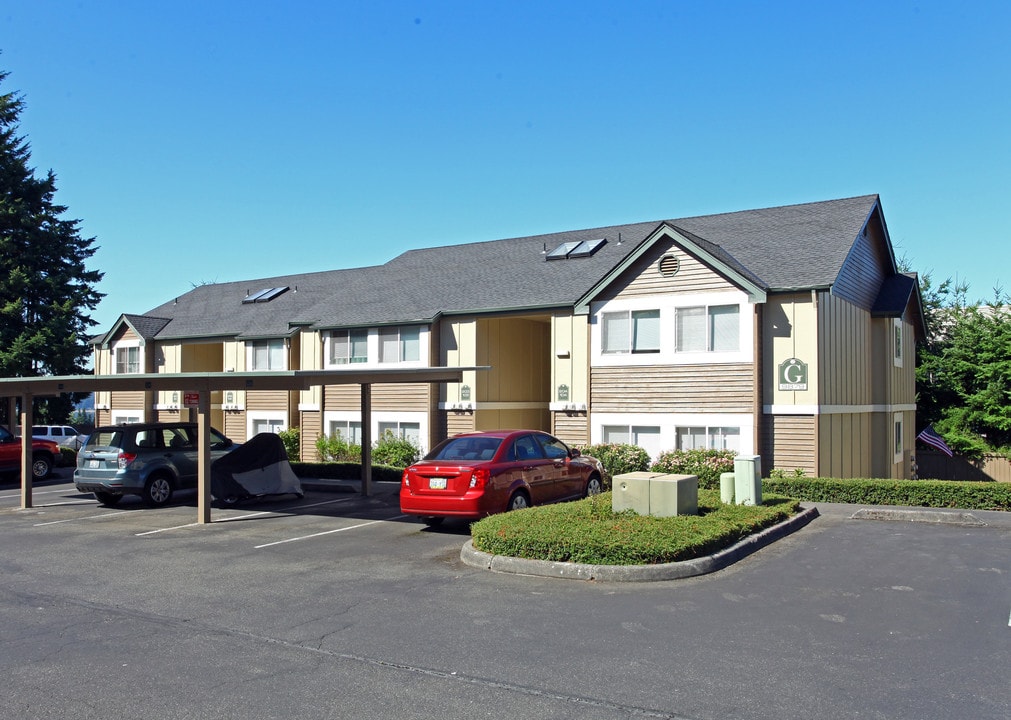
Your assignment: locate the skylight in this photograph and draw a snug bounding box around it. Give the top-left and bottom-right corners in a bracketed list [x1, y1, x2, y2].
[242, 286, 289, 304]
[545, 238, 606, 261]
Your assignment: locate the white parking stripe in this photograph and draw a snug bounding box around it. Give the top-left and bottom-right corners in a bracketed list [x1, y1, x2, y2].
[255, 514, 407, 549]
[34, 511, 131, 526]
[135, 496, 356, 535]
[0, 488, 85, 500]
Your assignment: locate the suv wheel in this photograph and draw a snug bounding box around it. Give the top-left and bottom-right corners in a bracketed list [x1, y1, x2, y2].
[143, 476, 174, 506]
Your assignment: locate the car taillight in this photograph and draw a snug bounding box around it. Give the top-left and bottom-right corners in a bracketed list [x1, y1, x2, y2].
[117, 452, 137, 469]
[469, 468, 490, 489]
[402, 469, 410, 488]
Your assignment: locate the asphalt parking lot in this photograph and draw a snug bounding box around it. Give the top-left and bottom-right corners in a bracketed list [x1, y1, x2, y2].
[2, 468, 1009, 720]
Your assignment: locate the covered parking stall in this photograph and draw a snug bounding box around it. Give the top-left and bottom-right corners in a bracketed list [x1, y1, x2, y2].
[1, 366, 484, 523]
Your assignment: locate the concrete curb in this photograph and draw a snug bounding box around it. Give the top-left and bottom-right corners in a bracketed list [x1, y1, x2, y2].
[460, 505, 821, 582]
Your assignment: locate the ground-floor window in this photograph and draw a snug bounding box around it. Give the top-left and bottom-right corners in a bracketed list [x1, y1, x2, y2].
[676, 426, 741, 452]
[593, 412, 753, 459]
[111, 411, 143, 425]
[248, 413, 287, 438]
[601, 425, 662, 459]
[378, 421, 421, 446]
[327, 420, 363, 445]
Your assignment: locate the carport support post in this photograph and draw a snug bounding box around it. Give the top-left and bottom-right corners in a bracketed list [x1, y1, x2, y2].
[197, 391, 212, 524]
[361, 383, 372, 497]
[20, 393, 32, 509]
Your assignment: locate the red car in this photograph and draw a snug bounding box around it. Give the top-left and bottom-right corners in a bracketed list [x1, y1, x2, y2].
[0, 425, 60, 480]
[400, 430, 605, 525]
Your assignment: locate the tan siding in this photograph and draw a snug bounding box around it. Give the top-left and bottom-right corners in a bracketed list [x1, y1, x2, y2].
[477, 317, 550, 403]
[246, 390, 290, 412]
[597, 236, 736, 300]
[300, 411, 322, 461]
[818, 412, 872, 479]
[323, 383, 431, 412]
[762, 414, 816, 476]
[223, 413, 247, 443]
[110, 391, 145, 409]
[591, 364, 753, 414]
[444, 411, 476, 437]
[155, 409, 182, 423]
[819, 293, 872, 406]
[114, 326, 139, 342]
[553, 412, 588, 447]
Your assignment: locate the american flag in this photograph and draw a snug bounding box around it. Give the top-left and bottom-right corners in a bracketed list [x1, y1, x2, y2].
[916, 425, 953, 457]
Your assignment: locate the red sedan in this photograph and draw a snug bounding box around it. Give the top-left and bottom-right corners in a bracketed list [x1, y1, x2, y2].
[400, 430, 605, 525]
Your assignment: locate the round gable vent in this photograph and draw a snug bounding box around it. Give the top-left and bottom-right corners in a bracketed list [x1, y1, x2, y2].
[658, 253, 680, 277]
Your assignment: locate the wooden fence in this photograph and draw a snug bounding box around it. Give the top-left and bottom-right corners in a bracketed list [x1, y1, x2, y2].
[915, 450, 1011, 482]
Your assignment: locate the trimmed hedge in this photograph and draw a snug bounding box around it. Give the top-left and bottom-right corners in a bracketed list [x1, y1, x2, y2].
[291, 462, 404, 484]
[470, 490, 800, 565]
[761, 476, 1011, 511]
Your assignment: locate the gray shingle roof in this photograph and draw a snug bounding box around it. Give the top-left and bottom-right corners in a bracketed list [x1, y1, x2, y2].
[129, 194, 883, 342]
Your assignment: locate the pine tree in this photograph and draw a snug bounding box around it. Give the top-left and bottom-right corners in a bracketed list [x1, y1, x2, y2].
[0, 68, 104, 423]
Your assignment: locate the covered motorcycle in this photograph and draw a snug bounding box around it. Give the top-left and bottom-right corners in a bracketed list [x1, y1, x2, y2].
[210, 432, 303, 504]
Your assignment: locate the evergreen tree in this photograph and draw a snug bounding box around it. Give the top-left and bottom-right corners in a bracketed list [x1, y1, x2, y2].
[0, 68, 104, 423]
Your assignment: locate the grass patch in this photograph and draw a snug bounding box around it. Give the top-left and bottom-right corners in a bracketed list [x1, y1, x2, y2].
[470, 489, 800, 566]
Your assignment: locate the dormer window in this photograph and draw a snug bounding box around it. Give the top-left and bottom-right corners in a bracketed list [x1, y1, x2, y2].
[115, 346, 141, 374]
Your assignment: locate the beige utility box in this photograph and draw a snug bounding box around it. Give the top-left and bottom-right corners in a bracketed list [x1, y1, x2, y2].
[612, 472, 698, 517]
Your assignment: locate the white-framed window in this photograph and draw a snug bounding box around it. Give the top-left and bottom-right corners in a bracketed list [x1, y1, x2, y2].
[327, 420, 363, 445]
[676, 305, 739, 353]
[248, 412, 287, 438]
[114, 345, 141, 374]
[676, 425, 741, 452]
[380, 326, 421, 363]
[111, 410, 143, 424]
[249, 339, 286, 371]
[601, 310, 660, 354]
[893, 318, 903, 367]
[329, 329, 368, 365]
[323, 411, 428, 454]
[601, 424, 661, 460]
[893, 412, 903, 464]
[378, 421, 421, 447]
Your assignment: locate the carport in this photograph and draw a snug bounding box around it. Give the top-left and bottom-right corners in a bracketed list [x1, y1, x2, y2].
[1, 366, 485, 522]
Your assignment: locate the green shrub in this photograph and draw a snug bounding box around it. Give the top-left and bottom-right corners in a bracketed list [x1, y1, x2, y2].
[650, 449, 736, 489]
[371, 430, 421, 467]
[315, 431, 362, 463]
[579, 443, 650, 480]
[762, 476, 1011, 511]
[471, 490, 800, 565]
[290, 461, 404, 483]
[277, 427, 301, 462]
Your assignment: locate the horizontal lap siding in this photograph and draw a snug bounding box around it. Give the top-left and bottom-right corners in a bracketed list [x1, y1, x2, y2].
[223, 412, 246, 443]
[299, 411, 322, 461]
[762, 415, 816, 476]
[323, 383, 430, 412]
[443, 411, 475, 437]
[553, 412, 588, 447]
[591, 365, 753, 413]
[596, 236, 732, 300]
[245, 390, 290, 412]
[110, 391, 144, 409]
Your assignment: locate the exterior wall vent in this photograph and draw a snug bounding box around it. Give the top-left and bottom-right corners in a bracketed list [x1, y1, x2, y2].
[658, 253, 680, 277]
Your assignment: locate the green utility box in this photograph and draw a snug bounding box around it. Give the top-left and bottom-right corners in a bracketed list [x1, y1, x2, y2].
[612, 472, 698, 517]
[734, 455, 763, 506]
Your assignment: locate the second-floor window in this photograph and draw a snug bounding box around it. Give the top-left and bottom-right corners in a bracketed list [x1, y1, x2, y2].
[379, 326, 421, 363]
[115, 346, 141, 374]
[250, 339, 286, 371]
[330, 329, 368, 364]
[602, 310, 660, 354]
[676, 305, 739, 353]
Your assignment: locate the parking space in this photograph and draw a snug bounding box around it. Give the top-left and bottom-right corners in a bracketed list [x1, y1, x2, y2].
[0, 469, 430, 553]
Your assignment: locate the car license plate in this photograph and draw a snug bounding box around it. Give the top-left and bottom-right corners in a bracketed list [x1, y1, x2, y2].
[89, 460, 100, 469]
[429, 477, 447, 490]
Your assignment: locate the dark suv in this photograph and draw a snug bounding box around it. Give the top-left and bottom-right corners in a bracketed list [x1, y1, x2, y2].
[74, 422, 236, 506]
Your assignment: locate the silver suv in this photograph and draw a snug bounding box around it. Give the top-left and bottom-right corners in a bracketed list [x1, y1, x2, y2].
[74, 422, 236, 507]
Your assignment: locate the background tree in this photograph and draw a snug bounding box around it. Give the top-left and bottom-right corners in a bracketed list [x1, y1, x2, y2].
[914, 269, 1011, 458]
[0, 68, 104, 424]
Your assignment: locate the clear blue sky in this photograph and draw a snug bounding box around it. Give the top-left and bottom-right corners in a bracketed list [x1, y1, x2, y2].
[3, 1, 1009, 333]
